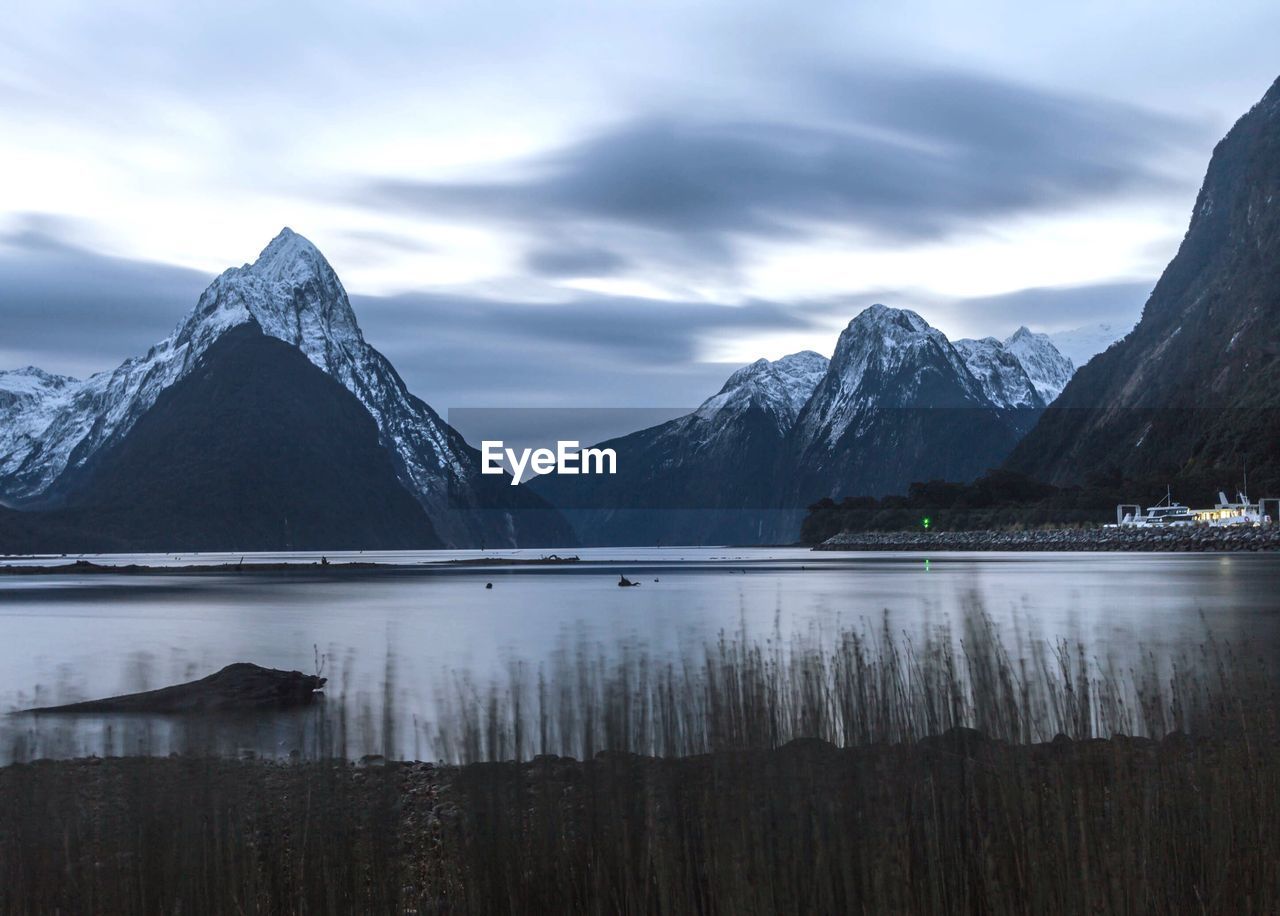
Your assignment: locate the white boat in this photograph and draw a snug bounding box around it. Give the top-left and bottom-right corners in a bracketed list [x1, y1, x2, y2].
[1116, 486, 1275, 529]
[1197, 490, 1265, 527]
[1118, 489, 1196, 527]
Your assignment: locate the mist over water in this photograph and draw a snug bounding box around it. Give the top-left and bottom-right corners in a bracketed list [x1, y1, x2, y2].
[3, 548, 1279, 761]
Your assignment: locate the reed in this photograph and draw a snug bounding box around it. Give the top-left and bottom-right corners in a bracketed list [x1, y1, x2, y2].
[2, 608, 1278, 913]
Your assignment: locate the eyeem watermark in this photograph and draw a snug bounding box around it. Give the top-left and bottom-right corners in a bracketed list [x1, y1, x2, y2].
[481, 440, 617, 485]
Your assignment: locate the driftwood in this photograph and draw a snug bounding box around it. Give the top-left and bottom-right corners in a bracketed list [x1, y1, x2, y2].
[24, 663, 326, 715]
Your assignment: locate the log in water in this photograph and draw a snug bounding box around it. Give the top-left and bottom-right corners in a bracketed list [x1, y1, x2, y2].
[23, 663, 326, 714]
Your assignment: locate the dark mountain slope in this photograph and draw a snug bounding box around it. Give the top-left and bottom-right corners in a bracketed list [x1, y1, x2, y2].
[1, 324, 441, 552]
[531, 352, 828, 545]
[1007, 76, 1280, 490]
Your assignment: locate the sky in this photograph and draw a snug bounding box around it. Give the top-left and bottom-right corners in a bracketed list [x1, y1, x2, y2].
[2, 0, 1279, 416]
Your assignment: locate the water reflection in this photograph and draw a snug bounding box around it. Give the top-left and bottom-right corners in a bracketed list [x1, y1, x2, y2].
[3, 550, 1279, 761]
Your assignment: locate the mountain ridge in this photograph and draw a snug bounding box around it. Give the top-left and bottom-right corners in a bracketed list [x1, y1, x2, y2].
[536, 304, 1070, 545]
[2, 230, 1081, 549]
[14, 323, 443, 552]
[1006, 75, 1280, 489]
[0, 229, 573, 548]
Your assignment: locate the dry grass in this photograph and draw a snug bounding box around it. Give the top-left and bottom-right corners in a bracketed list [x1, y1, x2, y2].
[3, 610, 1279, 913]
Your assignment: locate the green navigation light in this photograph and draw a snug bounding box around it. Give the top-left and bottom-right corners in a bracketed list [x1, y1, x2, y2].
[922, 517, 932, 530]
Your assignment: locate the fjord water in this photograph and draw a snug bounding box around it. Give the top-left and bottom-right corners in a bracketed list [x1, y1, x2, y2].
[3, 548, 1279, 761]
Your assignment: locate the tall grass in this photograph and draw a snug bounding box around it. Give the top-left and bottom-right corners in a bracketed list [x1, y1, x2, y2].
[2, 607, 1279, 913]
[433, 610, 1276, 761]
[432, 611, 1280, 913]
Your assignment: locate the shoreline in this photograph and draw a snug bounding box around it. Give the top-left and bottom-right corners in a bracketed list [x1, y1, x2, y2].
[6, 530, 1280, 574]
[816, 526, 1280, 552]
[0, 554, 584, 576]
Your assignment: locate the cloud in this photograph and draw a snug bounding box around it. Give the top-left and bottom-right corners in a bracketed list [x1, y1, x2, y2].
[359, 67, 1206, 268]
[351, 289, 829, 408]
[0, 219, 816, 421]
[0, 217, 211, 377]
[0, 221, 1152, 444]
[941, 280, 1152, 335]
[349, 289, 798, 445]
[524, 244, 631, 278]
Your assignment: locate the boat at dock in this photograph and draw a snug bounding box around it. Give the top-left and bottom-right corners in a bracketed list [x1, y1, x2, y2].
[1196, 491, 1265, 527]
[1117, 487, 1275, 528]
[1117, 490, 1196, 528]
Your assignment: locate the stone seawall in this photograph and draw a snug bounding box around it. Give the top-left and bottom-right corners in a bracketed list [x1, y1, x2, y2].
[816, 526, 1280, 552]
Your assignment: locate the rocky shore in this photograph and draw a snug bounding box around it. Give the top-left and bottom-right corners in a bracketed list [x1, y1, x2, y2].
[817, 525, 1280, 551]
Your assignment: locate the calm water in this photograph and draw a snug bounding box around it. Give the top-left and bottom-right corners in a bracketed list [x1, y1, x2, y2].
[3, 548, 1279, 759]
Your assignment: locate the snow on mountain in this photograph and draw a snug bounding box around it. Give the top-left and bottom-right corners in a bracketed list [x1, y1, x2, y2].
[530, 349, 829, 547]
[693, 350, 829, 431]
[184, 229, 480, 538]
[537, 304, 1054, 544]
[788, 303, 1033, 501]
[0, 329, 210, 501]
[633, 350, 828, 463]
[0, 368, 81, 498]
[0, 366, 78, 399]
[951, 328, 1074, 408]
[952, 337, 1043, 409]
[796, 304, 986, 447]
[0, 367, 78, 437]
[0, 229, 547, 546]
[1002, 326, 1074, 404]
[1047, 321, 1133, 368]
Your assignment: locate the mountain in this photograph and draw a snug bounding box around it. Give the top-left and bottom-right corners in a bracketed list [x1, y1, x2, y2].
[1002, 327, 1074, 404]
[531, 351, 829, 545]
[1007, 76, 1280, 490]
[0, 366, 77, 405]
[952, 337, 1043, 409]
[0, 367, 79, 501]
[952, 328, 1073, 411]
[697, 350, 830, 431]
[0, 324, 440, 552]
[1047, 321, 1133, 368]
[789, 305, 1035, 500]
[537, 305, 1063, 545]
[0, 229, 573, 549]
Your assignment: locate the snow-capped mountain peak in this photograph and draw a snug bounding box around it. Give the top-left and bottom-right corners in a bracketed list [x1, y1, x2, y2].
[0, 230, 520, 544]
[174, 228, 364, 376]
[0, 366, 78, 398]
[857, 302, 932, 335]
[799, 304, 983, 445]
[698, 350, 829, 430]
[829, 305, 967, 399]
[246, 227, 333, 287]
[838, 305, 952, 361]
[952, 336, 1041, 409]
[1001, 326, 1074, 404]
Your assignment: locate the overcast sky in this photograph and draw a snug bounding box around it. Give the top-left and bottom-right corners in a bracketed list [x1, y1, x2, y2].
[2, 0, 1278, 413]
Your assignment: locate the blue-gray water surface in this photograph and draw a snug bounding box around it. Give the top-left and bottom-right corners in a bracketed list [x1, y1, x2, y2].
[2, 548, 1278, 760]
